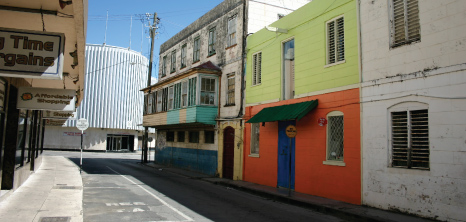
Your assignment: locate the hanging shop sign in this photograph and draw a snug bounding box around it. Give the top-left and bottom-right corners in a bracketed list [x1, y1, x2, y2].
[17, 87, 76, 111]
[0, 79, 5, 112]
[0, 28, 65, 79]
[285, 125, 297, 138]
[43, 110, 77, 120]
[45, 119, 66, 126]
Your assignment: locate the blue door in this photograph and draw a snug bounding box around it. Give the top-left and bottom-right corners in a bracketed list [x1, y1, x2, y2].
[277, 120, 295, 189]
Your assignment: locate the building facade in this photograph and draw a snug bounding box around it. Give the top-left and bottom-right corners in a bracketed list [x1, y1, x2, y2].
[244, 0, 361, 204]
[0, 0, 87, 191]
[360, 0, 466, 220]
[143, 0, 310, 177]
[43, 44, 153, 152]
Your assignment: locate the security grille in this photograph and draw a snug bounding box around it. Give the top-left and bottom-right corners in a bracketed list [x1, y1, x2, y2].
[252, 52, 262, 85]
[391, 109, 429, 169]
[327, 17, 344, 64]
[327, 115, 344, 161]
[391, 0, 420, 47]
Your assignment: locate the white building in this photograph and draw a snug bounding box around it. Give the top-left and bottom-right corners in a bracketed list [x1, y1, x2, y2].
[44, 44, 154, 152]
[360, 0, 466, 221]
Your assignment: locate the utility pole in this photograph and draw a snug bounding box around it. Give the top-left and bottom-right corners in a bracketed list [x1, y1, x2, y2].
[143, 12, 158, 163]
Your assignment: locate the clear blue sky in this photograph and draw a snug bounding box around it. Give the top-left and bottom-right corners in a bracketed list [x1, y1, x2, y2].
[86, 0, 224, 80]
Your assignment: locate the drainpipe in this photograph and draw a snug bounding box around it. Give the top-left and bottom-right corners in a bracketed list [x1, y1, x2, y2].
[239, 0, 248, 181]
[356, 0, 364, 205]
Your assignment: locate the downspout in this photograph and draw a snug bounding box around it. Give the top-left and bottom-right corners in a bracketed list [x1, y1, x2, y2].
[239, 0, 248, 181]
[356, 0, 364, 205]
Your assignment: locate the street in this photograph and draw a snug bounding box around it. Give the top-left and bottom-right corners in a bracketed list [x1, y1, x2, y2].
[45, 151, 345, 222]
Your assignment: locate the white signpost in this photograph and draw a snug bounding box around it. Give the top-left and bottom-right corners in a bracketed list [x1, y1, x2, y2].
[76, 118, 89, 173]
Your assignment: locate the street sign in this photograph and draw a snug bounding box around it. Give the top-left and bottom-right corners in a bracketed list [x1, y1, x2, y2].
[76, 118, 89, 131]
[285, 125, 297, 138]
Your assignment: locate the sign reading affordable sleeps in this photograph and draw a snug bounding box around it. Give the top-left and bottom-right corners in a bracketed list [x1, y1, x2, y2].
[0, 28, 65, 79]
[17, 87, 76, 111]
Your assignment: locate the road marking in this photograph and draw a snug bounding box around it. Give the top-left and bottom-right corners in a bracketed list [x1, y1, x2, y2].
[133, 208, 145, 212]
[106, 166, 194, 222]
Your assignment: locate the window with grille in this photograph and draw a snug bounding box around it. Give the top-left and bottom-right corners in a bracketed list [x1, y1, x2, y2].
[181, 44, 187, 68]
[208, 28, 216, 56]
[390, 0, 420, 48]
[226, 73, 235, 106]
[177, 131, 185, 142]
[250, 123, 260, 155]
[327, 111, 344, 161]
[391, 109, 429, 169]
[188, 77, 197, 106]
[181, 81, 188, 108]
[189, 131, 199, 143]
[205, 131, 215, 144]
[161, 56, 167, 77]
[170, 50, 176, 73]
[252, 52, 262, 86]
[326, 16, 345, 65]
[227, 16, 237, 47]
[201, 78, 216, 105]
[193, 37, 200, 62]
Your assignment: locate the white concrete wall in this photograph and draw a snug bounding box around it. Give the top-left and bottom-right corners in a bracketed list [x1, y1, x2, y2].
[43, 126, 150, 151]
[360, 0, 466, 221]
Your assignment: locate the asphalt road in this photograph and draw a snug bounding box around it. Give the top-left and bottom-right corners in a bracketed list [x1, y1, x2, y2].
[45, 151, 345, 222]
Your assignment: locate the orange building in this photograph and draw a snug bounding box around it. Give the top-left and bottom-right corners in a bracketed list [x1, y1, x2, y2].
[243, 89, 360, 204]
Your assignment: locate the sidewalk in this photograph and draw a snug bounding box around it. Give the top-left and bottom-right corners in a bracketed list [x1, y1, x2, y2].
[0, 156, 83, 222]
[145, 162, 435, 222]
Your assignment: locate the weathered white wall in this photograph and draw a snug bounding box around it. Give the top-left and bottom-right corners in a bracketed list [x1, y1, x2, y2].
[247, 0, 311, 33]
[360, 0, 466, 221]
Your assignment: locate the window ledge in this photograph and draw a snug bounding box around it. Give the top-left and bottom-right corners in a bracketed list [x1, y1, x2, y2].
[225, 44, 237, 50]
[192, 60, 200, 65]
[207, 53, 216, 58]
[249, 154, 259, 158]
[323, 160, 346, 166]
[224, 104, 235, 107]
[324, 60, 346, 68]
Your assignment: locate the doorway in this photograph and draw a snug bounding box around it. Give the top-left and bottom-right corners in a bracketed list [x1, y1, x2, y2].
[222, 127, 235, 179]
[106, 134, 134, 151]
[277, 120, 295, 189]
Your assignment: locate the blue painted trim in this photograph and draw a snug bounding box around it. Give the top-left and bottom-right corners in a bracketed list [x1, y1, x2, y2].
[154, 146, 218, 176]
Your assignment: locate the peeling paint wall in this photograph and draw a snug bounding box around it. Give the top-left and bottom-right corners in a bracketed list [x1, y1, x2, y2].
[360, 0, 466, 221]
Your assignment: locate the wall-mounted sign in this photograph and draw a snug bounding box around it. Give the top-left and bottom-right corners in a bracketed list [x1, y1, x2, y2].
[285, 125, 297, 138]
[0, 28, 65, 79]
[0, 79, 5, 112]
[43, 110, 76, 120]
[318, 117, 327, 126]
[17, 87, 76, 111]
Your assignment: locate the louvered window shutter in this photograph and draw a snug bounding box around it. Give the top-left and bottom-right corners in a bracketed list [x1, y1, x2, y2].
[392, 0, 420, 47]
[391, 109, 429, 169]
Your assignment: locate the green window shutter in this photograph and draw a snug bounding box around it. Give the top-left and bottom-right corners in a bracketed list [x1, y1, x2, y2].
[188, 77, 197, 106]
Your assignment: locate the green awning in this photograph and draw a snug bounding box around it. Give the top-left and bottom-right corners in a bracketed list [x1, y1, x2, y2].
[246, 100, 318, 123]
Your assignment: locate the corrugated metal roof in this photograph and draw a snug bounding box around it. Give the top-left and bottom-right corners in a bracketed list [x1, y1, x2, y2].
[246, 100, 318, 123]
